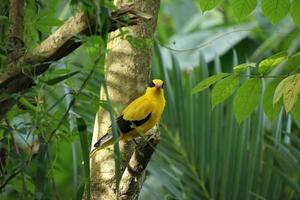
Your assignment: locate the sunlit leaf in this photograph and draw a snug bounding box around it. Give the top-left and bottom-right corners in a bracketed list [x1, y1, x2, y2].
[273, 75, 295, 104]
[211, 75, 239, 108]
[258, 52, 287, 74]
[234, 78, 262, 123]
[262, 0, 290, 24]
[263, 79, 282, 121]
[192, 73, 230, 94]
[283, 74, 300, 112]
[199, 0, 223, 11]
[290, 0, 300, 28]
[234, 62, 256, 74]
[230, 0, 257, 19]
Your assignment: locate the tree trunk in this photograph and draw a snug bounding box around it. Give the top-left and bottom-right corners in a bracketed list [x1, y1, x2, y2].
[90, 0, 160, 199]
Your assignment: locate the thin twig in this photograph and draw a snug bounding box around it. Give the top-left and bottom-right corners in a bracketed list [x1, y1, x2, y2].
[0, 168, 21, 190]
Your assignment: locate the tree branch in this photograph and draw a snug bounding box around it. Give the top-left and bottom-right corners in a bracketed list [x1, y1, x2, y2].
[120, 133, 160, 200]
[6, 0, 25, 67]
[7, 0, 25, 63]
[0, 4, 151, 119]
[8, 0, 24, 41]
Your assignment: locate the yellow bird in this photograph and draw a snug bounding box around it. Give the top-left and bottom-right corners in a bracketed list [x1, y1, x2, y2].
[90, 79, 165, 156]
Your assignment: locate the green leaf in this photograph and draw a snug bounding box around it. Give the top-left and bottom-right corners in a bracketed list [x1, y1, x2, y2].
[234, 78, 262, 123]
[283, 74, 300, 112]
[212, 75, 239, 109]
[37, 18, 64, 26]
[273, 75, 294, 104]
[234, 63, 256, 74]
[19, 97, 36, 111]
[263, 79, 282, 121]
[199, 0, 223, 11]
[76, 118, 90, 200]
[230, 0, 257, 19]
[284, 52, 300, 73]
[258, 52, 287, 74]
[262, 0, 290, 24]
[44, 71, 80, 85]
[290, 0, 300, 28]
[192, 73, 230, 94]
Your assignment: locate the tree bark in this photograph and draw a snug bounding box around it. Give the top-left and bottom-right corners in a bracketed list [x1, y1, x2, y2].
[90, 0, 160, 199]
[0, 5, 148, 119]
[7, 0, 25, 63]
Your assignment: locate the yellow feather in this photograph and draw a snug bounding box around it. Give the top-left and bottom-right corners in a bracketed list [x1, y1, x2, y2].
[90, 79, 165, 156]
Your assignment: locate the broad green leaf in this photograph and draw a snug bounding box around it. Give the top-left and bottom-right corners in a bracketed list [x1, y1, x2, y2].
[199, 0, 223, 11]
[262, 0, 290, 24]
[192, 73, 230, 94]
[263, 79, 282, 121]
[234, 78, 262, 123]
[234, 62, 256, 74]
[258, 52, 287, 74]
[284, 52, 300, 73]
[283, 74, 300, 112]
[290, 0, 300, 28]
[44, 71, 80, 85]
[273, 75, 295, 104]
[230, 0, 257, 19]
[212, 75, 239, 108]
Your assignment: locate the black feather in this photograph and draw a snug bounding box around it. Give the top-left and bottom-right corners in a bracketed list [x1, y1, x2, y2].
[93, 113, 152, 148]
[117, 113, 152, 133]
[94, 133, 113, 148]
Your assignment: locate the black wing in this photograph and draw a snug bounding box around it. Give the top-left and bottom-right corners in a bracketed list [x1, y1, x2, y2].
[117, 112, 152, 133]
[93, 113, 152, 148]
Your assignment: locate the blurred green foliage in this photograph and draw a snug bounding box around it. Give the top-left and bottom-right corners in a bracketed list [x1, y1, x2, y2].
[0, 0, 300, 200]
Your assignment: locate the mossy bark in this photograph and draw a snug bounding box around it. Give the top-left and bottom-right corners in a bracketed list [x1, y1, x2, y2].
[90, 0, 160, 199]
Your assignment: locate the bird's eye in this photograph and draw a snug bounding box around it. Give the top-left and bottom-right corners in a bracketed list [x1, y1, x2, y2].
[161, 83, 164, 88]
[148, 81, 155, 88]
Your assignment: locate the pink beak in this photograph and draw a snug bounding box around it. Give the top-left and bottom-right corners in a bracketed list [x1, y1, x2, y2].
[155, 83, 163, 89]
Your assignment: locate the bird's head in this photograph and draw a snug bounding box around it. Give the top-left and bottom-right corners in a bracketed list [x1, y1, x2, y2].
[146, 79, 164, 95]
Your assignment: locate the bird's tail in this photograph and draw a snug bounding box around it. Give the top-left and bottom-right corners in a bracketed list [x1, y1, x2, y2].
[90, 133, 113, 158]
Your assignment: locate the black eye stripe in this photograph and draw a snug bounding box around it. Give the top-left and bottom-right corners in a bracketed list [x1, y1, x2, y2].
[148, 81, 155, 87]
[161, 83, 164, 88]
